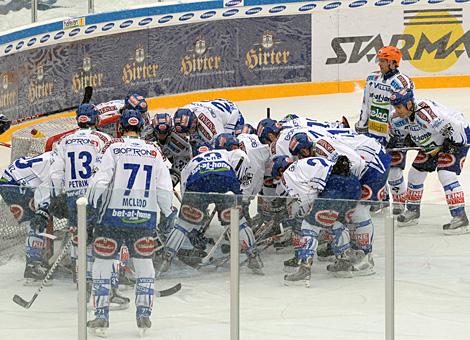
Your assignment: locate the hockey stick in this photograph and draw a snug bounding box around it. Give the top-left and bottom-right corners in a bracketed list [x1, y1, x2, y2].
[387, 144, 470, 152]
[0, 141, 11, 148]
[13, 235, 73, 309]
[81, 86, 93, 104]
[197, 224, 229, 269]
[156, 282, 182, 297]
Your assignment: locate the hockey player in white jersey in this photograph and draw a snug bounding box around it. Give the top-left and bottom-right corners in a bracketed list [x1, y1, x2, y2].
[288, 131, 390, 274]
[173, 98, 245, 143]
[280, 114, 350, 130]
[0, 151, 54, 284]
[86, 109, 176, 334]
[144, 112, 192, 187]
[355, 46, 414, 214]
[159, 143, 263, 274]
[390, 89, 470, 234]
[271, 155, 362, 285]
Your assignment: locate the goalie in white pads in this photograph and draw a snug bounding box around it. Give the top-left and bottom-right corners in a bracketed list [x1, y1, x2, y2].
[390, 89, 470, 234]
[86, 109, 176, 334]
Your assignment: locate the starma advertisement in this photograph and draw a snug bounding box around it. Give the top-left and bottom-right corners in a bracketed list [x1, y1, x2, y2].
[312, 5, 470, 82]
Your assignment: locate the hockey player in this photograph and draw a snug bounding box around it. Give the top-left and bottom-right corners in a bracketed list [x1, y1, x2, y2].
[173, 98, 245, 143]
[271, 155, 362, 285]
[0, 113, 11, 135]
[288, 131, 390, 272]
[86, 109, 176, 334]
[355, 46, 414, 214]
[144, 112, 192, 188]
[0, 151, 53, 284]
[390, 89, 470, 234]
[158, 143, 263, 275]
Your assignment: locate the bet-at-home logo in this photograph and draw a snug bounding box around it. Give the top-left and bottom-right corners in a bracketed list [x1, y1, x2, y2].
[326, 8, 467, 73]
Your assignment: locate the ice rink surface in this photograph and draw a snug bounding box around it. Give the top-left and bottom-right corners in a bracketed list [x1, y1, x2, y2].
[1, 87, 470, 339]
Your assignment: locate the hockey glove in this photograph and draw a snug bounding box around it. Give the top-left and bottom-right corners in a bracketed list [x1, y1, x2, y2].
[31, 208, 50, 233]
[442, 139, 461, 155]
[158, 207, 178, 236]
[188, 228, 213, 251]
[354, 122, 368, 134]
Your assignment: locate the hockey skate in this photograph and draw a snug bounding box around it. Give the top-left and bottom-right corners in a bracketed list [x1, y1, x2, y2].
[327, 249, 375, 278]
[316, 242, 335, 262]
[443, 213, 470, 235]
[23, 261, 51, 286]
[397, 209, 420, 227]
[392, 202, 405, 216]
[247, 251, 264, 275]
[87, 318, 109, 337]
[284, 258, 312, 287]
[283, 256, 300, 273]
[177, 248, 208, 268]
[137, 316, 152, 336]
[110, 288, 130, 310]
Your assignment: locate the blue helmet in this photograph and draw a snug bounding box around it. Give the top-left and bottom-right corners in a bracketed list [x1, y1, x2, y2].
[120, 109, 145, 131]
[256, 118, 281, 144]
[390, 88, 414, 106]
[174, 108, 197, 134]
[289, 132, 314, 157]
[125, 93, 148, 113]
[235, 123, 255, 136]
[192, 142, 213, 157]
[271, 155, 294, 179]
[76, 103, 98, 126]
[214, 133, 240, 151]
[152, 113, 173, 137]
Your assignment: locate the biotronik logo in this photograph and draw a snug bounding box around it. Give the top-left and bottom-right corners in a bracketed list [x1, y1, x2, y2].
[72, 55, 105, 94]
[245, 31, 291, 70]
[122, 44, 159, 84]
[180, 36, 222, 76]
[326, 7, 468, 73]
[28, 64, 54, 103]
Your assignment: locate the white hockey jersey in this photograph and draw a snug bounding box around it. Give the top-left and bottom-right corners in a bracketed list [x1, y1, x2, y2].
[282, 117, 344, 130]
[237, 133, 271, 196]
[391, 99, 470, 155]
[327, 129, 388, 175]
[49, 128, 111, 198]
[180, 149, 252, 196]
[271, 126, 331, 158]
[183, 99, 244, 142]
[87, 137, 173, 229]
[357, 70, 414, 144]
[1, 152, 52, 209]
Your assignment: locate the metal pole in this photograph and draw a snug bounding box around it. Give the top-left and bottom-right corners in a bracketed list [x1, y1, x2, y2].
[230, 204, 240, 340]
[77, 197, 88, 340]
[88, 0, 94, 14]
[385, 207, 395, 340]
[31, 0, 38, 23]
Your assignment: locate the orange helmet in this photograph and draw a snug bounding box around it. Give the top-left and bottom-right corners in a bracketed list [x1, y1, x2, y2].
[376, 46, 402, 66]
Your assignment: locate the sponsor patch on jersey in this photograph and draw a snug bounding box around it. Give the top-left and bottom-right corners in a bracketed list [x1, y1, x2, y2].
[356, 233, 370, 247]
[315, 210, 339, 226]
[361, 184, 373, 200]
[9, 204, 24, 221]
[93, 237, 117, 257]
[134, 237, 155, 257]
[390, 151, 404, 165]
[445, 191, 465, 206]
[416, 111, 431, 124]
[407, 189, 423, 202]
[377, 186, 386, 201]
[368, 120, 387, 134]
[181, 205, 204, 223]
[413, 152, 428, 164]
[317, 139, 335, 154]
[438, 153, 456, 168]
[197, 113, 217, 135]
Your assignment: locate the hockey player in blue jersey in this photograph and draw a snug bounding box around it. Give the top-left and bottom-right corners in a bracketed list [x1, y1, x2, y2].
[0, 151, 54, 284]
[271, 155, 362, 285]
[158, 142, 263, 275]
[86, 109, 176, 335]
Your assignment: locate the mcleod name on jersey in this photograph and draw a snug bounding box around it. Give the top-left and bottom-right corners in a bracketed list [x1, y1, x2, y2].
[87, 138, 172, 229]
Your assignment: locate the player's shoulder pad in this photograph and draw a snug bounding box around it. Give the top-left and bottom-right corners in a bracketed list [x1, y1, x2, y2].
[390, 73, 414, 91]
[101, 137, 124, 154]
